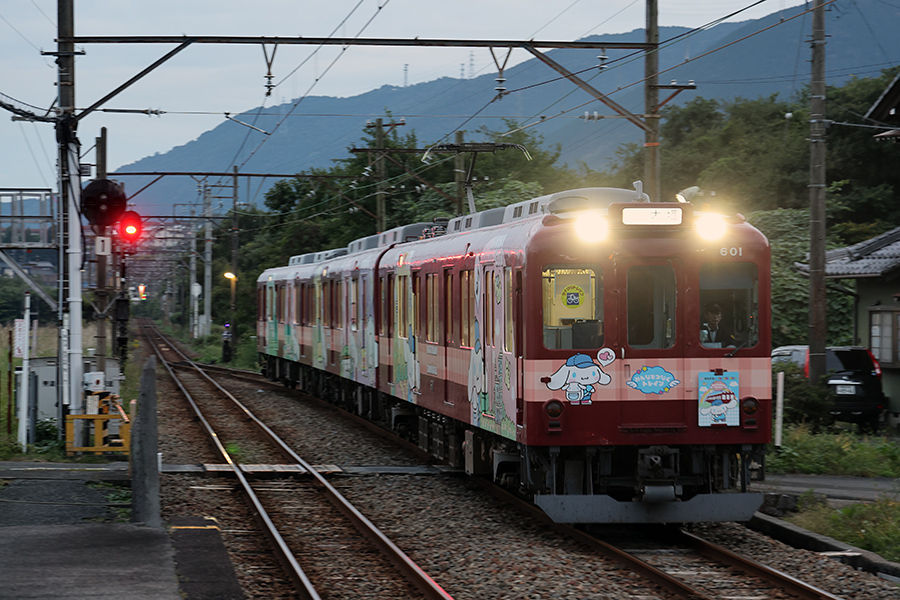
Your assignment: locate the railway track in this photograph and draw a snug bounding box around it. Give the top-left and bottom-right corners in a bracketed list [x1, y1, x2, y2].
[142, 324, 884, 600]
[140, 321, 453, 600]
[477, 470, 849, 600]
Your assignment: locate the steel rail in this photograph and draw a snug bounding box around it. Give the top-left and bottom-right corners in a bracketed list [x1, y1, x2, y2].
[140, 323, 321, 600]
[678, 529, 847, 600]
[470, 478, 715, 599]
[143, 321, 454, 600]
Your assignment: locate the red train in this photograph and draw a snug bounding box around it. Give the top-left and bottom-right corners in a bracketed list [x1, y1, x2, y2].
[257, 186, 771, 523]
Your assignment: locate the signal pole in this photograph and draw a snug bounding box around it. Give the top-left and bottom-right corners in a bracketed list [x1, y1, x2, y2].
[808, 0, 827, 383]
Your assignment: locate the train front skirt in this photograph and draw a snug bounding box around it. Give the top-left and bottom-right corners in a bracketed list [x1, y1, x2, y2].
[534, 491, 764, 524]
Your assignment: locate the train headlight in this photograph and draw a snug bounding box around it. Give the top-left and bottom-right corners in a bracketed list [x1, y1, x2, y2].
[695, 212, 727, 241]
[545, 400, 564, 418]
[574, 210, 608, 243]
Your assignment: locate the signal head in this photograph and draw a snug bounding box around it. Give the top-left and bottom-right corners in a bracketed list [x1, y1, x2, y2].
[82, 179, 126, 227]
[119, 210, 143, 242]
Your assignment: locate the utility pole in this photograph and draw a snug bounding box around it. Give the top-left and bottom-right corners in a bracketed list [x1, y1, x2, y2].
[190, 203, 198, 338]
[454, 131, 465, 215]
[231, 166, 239, 330]
[374, 118, 386, 232]
[644, 0, 660, 202]
[95, 128, 109, 375]
[203, 185, 213, 336]
[55, 0, 84, 422]
[808, 0, 827, 383]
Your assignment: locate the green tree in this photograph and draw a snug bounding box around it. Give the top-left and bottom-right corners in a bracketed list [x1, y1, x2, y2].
[747, 208, 853, 347]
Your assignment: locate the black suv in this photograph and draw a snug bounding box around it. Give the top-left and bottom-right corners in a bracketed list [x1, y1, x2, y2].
[771, 345, 887, 430]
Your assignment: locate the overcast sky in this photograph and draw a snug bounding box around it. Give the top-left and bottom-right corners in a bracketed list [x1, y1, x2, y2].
[0, 0, 805, 191]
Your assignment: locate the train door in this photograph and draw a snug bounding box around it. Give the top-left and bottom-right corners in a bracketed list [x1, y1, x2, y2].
[443, 268, 453, 406]
[481, 266, 498, 426]
[380, 272, 394, 392]
[617, 258, 686, 428]
[265, 277, 277, 355]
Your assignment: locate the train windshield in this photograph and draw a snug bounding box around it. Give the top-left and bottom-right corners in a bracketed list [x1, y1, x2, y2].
[699, 262, 759, 349]
[542, 267, 603, 350]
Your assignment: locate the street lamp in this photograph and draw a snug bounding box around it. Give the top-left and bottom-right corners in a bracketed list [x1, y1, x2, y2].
[222, 272, 237, 363]
[224, 272, 237, 313]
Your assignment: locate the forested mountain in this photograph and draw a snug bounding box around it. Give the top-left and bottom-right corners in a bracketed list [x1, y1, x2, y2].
[118, 0, 900, 213]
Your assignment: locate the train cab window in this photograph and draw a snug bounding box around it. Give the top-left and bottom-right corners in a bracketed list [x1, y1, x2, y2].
[542, 267, 603, 350]
[627, 265, 676, 349]
[699, 263, 759, 349]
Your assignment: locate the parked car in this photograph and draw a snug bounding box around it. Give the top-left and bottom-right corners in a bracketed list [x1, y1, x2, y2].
[771, 345, 886, 430]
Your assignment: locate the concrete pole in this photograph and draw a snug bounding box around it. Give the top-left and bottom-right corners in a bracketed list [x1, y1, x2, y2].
[58, 0, 83, 424]
[17, 293, 31, 448]
[203, 185, 213, 337]
[131, 357, 161, 528]
[95, 128, 108, 375]
[454, 130, 465, 215]
[190, 204, 198, 338]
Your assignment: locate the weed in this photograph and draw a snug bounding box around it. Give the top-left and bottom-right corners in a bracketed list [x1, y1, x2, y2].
[88, 481, 132, 523]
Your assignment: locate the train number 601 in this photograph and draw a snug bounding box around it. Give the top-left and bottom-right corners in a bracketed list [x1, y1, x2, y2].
[720, 247, 743, 257]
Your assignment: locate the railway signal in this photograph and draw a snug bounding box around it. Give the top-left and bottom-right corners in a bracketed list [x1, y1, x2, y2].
[118, 210, 143, 243]
[81, 179, 126, 227]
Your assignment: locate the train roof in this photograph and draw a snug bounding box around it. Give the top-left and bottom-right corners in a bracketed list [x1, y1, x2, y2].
[261, 186, 658, 281]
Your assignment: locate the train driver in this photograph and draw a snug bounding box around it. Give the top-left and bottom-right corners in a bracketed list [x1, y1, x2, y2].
[700, 302, 735, 347]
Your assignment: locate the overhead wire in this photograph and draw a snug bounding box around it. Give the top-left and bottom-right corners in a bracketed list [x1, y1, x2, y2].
[208, 0, 380, 206]
[492, 0, 839, 143]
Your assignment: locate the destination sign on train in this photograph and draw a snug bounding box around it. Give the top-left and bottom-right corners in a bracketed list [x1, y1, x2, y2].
[621, 207, 683, 225]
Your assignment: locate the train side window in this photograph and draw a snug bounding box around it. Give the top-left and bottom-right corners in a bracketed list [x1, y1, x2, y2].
[412, 272, 421, 339]
[322, 281, 331, 328]
[361, 277, 367, 333]
[350, 278, 358, 331]
[627, 265, 676, 349]
[381, 274, 394, 337]
[504, 267, 515, 353]
[485, 270, 494, 348]
[426, 273, 438, 342]
[444, 270, 454, 345]
[699, 263, 758, 349]
[542, 267, 603, 350]
[398, 275, 408, 339]
[461, 270, 473, 347]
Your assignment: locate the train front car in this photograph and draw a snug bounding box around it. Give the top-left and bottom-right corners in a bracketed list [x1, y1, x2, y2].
[518, 188, 770, 524]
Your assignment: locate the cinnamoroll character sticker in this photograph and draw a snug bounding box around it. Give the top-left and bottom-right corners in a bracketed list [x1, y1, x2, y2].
[546, 348, 615, 405]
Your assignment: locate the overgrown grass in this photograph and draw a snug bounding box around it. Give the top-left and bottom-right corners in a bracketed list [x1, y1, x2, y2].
[768, 424, 900, 561]
[767, 424, 900, 477]
[789, 496, 900, 562]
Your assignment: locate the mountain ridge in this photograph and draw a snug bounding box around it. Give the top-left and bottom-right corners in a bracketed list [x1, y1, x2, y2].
[117, 1, 900, 213]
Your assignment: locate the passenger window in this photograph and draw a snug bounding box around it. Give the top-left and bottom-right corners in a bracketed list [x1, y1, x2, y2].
[541, 267, 603, 350]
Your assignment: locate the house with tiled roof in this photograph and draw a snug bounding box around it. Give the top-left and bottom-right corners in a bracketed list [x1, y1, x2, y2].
[867, 69, 900, 141]
[796, 227, 900, 424]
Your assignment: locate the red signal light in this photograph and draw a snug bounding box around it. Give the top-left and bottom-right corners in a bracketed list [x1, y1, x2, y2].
[119, 210, 142, 243]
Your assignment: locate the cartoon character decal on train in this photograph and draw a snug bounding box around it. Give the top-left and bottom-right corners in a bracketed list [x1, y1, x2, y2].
[546, 348, 616, 405]
[698, 372, 740, 426]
